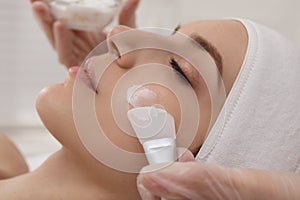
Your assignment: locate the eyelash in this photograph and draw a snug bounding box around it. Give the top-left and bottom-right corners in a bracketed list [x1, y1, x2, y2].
[117, 50, 190, 84]
[169, 58, 190, 83]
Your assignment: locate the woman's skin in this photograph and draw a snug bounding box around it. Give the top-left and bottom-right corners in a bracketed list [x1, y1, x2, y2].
[0, 135, 28, 179]
[0, 19, 248, 199]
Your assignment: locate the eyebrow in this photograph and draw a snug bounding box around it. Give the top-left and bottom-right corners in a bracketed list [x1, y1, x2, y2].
[190, 34, 223, 75]
[173, 26, 223, 75]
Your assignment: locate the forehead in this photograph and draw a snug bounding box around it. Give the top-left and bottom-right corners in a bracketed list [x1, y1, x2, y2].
[110, 27, 204, 57]
[176, 21, 202, 35]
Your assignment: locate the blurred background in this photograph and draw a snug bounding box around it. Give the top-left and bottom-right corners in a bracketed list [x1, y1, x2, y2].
[0, 0, 299, 170]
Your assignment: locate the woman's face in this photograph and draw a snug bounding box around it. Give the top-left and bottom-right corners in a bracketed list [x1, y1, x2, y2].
[36, 23, 224, 168]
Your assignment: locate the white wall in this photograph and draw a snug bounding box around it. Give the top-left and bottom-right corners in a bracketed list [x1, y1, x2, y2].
[0, 1, 65, 127]
[0, 0, 299, 128]
[177, 0, 300, 47]
[137, 0, 300, 47]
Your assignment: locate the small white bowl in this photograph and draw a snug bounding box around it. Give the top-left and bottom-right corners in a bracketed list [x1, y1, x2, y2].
[45, 0, 122, 31]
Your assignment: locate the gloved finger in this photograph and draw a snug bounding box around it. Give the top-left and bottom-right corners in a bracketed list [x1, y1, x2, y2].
[53, 21, 75, 67]
[139, 159, 300, 200]
[138, 162, 244, 200]
[118, 0, 139, 28]
[73, 34, 93, 55]
[137, 182, 161, 200]
[89, 31, 107, 46]
[29, 0, 42, 4]
[177, 147, 195, 162]
[74, 31, 101, 52]
[234, 168, 300, 200]
[137, 149, 194, 199]
[31, 1, 55, 48]
[30, 0, 41, 3]
[137, 163, 172, 200]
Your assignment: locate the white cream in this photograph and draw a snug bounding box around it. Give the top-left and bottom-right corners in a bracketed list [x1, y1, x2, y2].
[126, 85, 158, 108]
[45, 0, 122, 31]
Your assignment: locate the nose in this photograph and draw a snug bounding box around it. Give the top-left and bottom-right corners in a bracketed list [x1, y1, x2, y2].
[107, 25, 131, 38]
[107, 25, 135, 68]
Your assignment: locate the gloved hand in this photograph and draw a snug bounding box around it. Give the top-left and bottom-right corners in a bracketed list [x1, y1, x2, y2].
[30, 0, 139, 68]
[137, 149, 300, 200]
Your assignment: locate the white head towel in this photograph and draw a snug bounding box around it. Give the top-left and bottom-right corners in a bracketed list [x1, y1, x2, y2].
[197, 19, 300, 173]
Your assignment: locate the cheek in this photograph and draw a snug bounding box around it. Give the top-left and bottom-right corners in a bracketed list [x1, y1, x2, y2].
[92, 65, 144, 152]
[95, 96, 144, 153]
[36, 84, 69, 122]
[94, 76, 143, 152]
[146, 85, 181, 130]
[188, 78, 212, 153]
[94, 83, 181, 153]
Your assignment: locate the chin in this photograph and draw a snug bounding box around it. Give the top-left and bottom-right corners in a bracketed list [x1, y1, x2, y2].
[36, 83, 74, 144]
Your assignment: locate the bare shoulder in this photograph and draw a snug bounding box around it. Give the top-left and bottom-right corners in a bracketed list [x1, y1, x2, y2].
[0, 134, 29, 180]
[0, 174, 32, 200]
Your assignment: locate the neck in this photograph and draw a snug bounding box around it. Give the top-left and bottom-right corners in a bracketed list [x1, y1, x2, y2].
[30, 148, 140, 200]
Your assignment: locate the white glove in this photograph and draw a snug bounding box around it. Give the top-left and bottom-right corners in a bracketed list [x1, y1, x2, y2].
[30, 0, 139, 68]
[137, 149, 300, 200]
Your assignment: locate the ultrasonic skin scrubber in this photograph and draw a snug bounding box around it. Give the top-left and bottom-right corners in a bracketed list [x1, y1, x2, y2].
[126, 85, 177, 164]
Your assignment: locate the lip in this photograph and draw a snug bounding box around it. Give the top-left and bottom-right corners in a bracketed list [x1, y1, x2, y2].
[68, 66, 80, 76]
[76, 59, 97, 93]
[63, 66, 80, 87]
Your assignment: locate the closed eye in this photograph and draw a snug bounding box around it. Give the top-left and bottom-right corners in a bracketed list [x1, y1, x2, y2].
[169, 58, 190, 84]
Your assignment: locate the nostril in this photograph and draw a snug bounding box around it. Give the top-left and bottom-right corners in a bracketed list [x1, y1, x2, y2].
[109, 41, 121, 58]
[107, 25, 135, 68]
[115, 52, 136, 69]
[107, 26, 131, 58]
